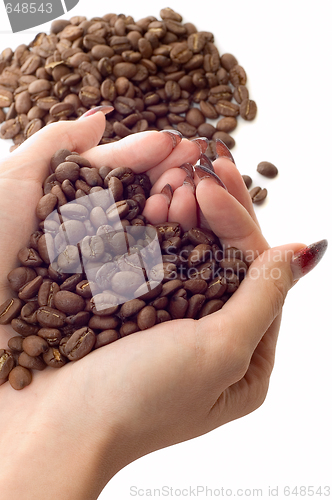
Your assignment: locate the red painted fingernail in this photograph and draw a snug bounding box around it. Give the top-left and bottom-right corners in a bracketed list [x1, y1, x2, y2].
[180, 162, 194, 178]
[182, 175, 196, 193]
[159, 129, 183, 149]
[290, 239, 328, 280]
[194, 165, 227, 190]
[215, 138, 236, 165]
[191, 137, 209, 154]
[161, 183, 173, 206]
[79, 106, 114, 119]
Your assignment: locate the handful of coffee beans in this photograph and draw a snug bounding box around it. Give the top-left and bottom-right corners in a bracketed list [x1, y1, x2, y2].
[0, 7, 257, 158]
[0, 147, 248, 390]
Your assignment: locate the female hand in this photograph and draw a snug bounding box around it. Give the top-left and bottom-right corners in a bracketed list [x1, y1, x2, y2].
[0, 111, 327, 500]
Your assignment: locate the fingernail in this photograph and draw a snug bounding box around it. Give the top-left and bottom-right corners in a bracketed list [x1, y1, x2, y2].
[161, 183, 173, 206]
[215, 138, 236, 165]
[180, 162, 194, 178]
[159, 129, 183, 149]
[199, 153, 215, 172]
[182, 175, 196, 193]
[79, 106, 114, 119]
[194, 165, 227, 190]
[290, 239, 328, 280]
[191, 137, 209, 154]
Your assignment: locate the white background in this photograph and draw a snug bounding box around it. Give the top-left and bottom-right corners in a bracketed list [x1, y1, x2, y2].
[1, 0, 331, 498]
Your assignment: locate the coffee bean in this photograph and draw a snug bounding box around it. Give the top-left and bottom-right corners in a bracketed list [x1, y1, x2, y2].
[249, 186, 268, 203]
[18, 351, 46, 371]
[8, 366, 32, 390]
[8, 336, 24, 352]
[18, 275, 43, 300]
[257, 161, 278, 178]
[0, 298, 23, 325]
[0, 349, 15, 379]
[7, 267, 37, 292]
[198, 299, 224, 318]
[95, 329, 119, 348]
[242, 175, 252, 189]
[36, 306, 66, 328]
[38, 328, 62, 346]
[137, 305, 156, 330]
[64, 327, 96, 361]
[43, 348, 67, 367]
[22, 335, 49, 357]
[240, 99, 257, 121]
[53, 290, 85, 314]
[186, 294, 206, 318]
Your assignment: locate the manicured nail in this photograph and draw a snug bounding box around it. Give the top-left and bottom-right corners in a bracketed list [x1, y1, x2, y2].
[180, 162, 194, 178]
[194, 165, 227, 190]
[182, 175, 196, 193]
[215, 138, 235, 165]
[160, 129, 182, 149]
[191, 137, 209, 154]
[161, 183, 173, 206]
[290, 239, 328, 281]
[199, 153, 215, 172]
[79, 106, 114, 119]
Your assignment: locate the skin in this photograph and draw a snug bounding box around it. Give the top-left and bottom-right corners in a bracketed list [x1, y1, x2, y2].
[0, 113, 308, 499]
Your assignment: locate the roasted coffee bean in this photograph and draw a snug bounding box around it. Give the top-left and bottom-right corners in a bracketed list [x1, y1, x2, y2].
[18, 247, 43, 267]
[38, 328, 62, 346]
[22, 335, 49, 357]
[169, 294, 188, 319]
[64, 327, 96, 361]
[11, 318, 39, 337]
[18, 351, 46, 371]
[36, 306, 66, 328]
[120, 321, 139, 336]
[38, 281, 60, 308]
[186, 294, 206, 319]
[0, 349, 15, 379]
[242, 175, 252, 189]
[53, 290, 86, 314]
[8, 366, 32, 390]
[249, 186, 268, 203]
[239, 98, 257, 121]
[7, 267, 37, 292]
[18, 275, 43, 300]
[199, 299, 224, 318]
[55, 161, 80, 183]
[119, 298, 146, 318]
[137, 305, 156, 330]
[43, 348, 67, 367]
[95, 329, 119, 348]
[8, 336, 24, 352]
[257, 161, 278, 178]
[0, 298, 23, 325]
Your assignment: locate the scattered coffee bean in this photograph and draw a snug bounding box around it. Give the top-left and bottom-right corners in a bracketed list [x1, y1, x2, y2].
[257, 161, 278, 178]
[250, 186, 268, 203]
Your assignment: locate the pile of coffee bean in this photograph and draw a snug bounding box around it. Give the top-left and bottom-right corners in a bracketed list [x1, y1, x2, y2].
[0, 7, 257, 157]
[0, 148, 248, 390]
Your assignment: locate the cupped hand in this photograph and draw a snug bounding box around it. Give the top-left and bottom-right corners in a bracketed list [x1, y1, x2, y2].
[0, 112, 311, 500]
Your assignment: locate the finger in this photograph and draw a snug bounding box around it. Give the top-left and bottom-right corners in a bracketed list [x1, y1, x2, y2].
[198, 243, 308, 386]
[195, 177, 269, 256]
[168, 183, 198, 231]
[150, 167, 186, 195]
[82, 131, 198, 183]
[142, 193, 170, 224]
[213, 158, 259, 225]
[0, 113, 106, 183]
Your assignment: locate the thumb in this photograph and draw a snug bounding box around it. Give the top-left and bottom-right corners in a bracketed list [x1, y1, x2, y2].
[0, 111, 107, 183]
[203, 240, 328, 358]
